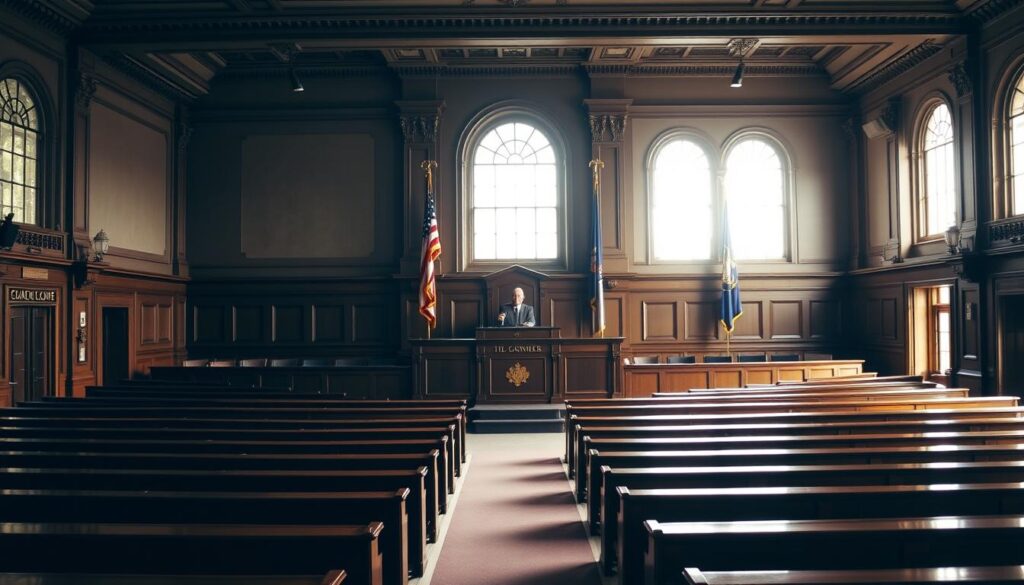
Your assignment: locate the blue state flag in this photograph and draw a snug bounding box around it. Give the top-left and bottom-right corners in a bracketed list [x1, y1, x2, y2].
[720, 201, 742, 333]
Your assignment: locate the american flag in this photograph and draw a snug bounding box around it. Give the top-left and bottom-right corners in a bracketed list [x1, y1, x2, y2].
[418, 186, 442, 328]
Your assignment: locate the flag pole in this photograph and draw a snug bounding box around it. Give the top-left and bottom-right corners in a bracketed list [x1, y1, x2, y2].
[589, 158, 605, 339]
[421, 160, 438, 340]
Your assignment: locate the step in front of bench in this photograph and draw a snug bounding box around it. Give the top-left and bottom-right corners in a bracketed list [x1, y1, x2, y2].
[468, 419, 566, 434]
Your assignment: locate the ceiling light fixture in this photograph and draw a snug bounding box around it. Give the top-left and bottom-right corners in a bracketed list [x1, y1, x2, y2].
[727, 38, 758, 89]
[289, 67, 304, 93]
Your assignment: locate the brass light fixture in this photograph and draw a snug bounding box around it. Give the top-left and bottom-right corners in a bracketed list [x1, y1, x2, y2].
[727, 38, 758, 89]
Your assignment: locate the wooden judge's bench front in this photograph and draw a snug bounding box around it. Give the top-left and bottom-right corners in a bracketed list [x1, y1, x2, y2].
[410, 327, 623, 404]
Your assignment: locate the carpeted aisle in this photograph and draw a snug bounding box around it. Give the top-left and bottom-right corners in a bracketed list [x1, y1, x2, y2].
[428, 433, 603, 585]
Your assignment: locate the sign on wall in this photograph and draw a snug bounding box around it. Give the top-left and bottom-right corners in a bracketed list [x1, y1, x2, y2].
[8, 288, 57, 304]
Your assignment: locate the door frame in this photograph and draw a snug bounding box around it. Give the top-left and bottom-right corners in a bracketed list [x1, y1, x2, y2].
[5, 283, 62, 403]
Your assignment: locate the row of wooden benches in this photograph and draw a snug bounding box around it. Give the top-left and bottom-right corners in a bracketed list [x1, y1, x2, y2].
[563, 376, 1024, 585]
[0, 384, 471, 585]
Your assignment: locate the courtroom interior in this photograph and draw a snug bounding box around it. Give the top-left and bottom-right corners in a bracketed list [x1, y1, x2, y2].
[2, 0, 1024, 584]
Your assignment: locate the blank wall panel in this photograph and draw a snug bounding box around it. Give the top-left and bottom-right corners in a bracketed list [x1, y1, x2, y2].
[643, 301, 678, 341]
[158, 305, 172, 343]
[733, 301, 763, 339]
[232, 306, 263, 343]
[809, 300, 838, 339]
[564, 356, 607, 395]
[450, 300, 482, 338]
[664, 371, 709, 391]
[193, 305, 226, 344]
[424, 357, 475, 398]
[770, 301, 803, 339]
[141, 304, 157, 344]
[550, 298, 581, 338]
[880, 298, 898, 340]
[605, 297, 624, 338]
[272, 305, 304, 343]
[353, 304, 387, 344]
[684, 301, 718, 341]
[313, 305, 345, 343]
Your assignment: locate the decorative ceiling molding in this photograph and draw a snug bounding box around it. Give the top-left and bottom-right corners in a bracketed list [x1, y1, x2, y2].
[960, 0, 1023, 23]
[77, 13, 964, 45]
[103, 54, 202, 102]
[0, 0, 93, 33]
[848, 41, 943, 95]
[584, 63, 825, 78]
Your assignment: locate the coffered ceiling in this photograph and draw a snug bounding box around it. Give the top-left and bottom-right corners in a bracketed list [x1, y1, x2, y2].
[11, 0, 1020, 99]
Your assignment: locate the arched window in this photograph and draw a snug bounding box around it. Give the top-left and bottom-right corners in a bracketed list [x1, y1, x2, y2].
[650, 137, 713, 261]
[1010, 70, 1024, 215]
[0, 78, 39, 225]
[920, 102, 956, 238]
[724, 136, 788, 260]
[470, 120, 558, 261]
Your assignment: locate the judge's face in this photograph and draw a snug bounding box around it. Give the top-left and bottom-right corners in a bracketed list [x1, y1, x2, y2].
[513, 288, 525, 305]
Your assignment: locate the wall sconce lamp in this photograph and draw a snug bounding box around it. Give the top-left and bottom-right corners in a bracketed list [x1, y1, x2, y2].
[92, 229, 110, 261]
[944, 225, 962, 255]
[727, 38, 757, 89]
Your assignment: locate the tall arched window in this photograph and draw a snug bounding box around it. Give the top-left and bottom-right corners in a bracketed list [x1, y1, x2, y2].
[724, 136, 788, 260]
[920, 102, 956, 238]
[0, 78, 39, 225]
[470, 120, 558, 261]
[650, 137, 713, 261]
[1010, 70, 1024, 215]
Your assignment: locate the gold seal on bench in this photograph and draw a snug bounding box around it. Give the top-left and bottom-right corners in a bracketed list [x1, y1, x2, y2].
[505, 362, 530, 387]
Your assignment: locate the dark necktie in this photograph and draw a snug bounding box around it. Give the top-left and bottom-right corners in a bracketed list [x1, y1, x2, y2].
[514, 307, 519, 322]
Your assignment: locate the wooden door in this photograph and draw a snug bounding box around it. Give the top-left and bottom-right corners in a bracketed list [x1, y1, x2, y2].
[102, 307, 130, 385]
[10, 306, 53, 404]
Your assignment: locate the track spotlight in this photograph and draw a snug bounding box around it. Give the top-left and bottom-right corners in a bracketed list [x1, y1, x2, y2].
[730, 61, 745, 88]
[289, 67, 304, 93]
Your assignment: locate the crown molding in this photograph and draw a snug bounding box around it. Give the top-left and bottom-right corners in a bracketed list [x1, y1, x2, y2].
[0, 0, 92, 34]
[848, 41, 944, 95]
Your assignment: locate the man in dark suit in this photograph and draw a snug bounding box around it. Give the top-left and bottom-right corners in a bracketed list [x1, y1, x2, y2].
[497, 287, 536, 327]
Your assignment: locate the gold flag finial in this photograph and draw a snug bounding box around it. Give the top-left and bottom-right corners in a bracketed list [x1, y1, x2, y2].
[421, 160, 438, 192]
[588, 159, 605, 191]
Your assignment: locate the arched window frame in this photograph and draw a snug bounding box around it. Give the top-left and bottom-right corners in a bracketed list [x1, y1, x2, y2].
[0, 62, 54, 230]
[911, 95, 958, 243]
[720, 129, 795, 263]
[995, 57, 1024, 220]
[457, 103, 569, 272]
[644, 128, 719, 264]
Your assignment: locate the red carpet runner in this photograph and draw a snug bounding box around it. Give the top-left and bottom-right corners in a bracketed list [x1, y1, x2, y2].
[429, 434, 603, 585]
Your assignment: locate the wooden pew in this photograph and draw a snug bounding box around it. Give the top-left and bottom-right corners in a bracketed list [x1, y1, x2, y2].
[0, 489, 407, 585]
[584, 442, 1024, 510]
[0, 448, 444, 524]
[0, 469, 428, 573]
[681, 566, 1024, 585]
[564, 406, 1024, 477]
[582, 416, 1024, 524]
[5, 405, 467, 469]
[0, 571, 348, 585]
[572, 415, 1024, 483]
[577, 429, 1024, 499]
[0, 522, 383, 585]
[0, 415, 466, 466]
[0, 436, 455, 496]
[0, 424, 459, 483]
[598, 458, 1024, 556]
[644, 516, 1024, 585]
[615, 482, 1024, 585]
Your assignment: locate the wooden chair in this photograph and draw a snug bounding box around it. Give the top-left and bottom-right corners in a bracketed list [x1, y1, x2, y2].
[631, 356, 660, 365]
[269, 358, 300, 367]
[770, 353, 800, 361]
[182, 359, 209, 367]
[302, 358, 335, 367]
[667, 355, 696, 364]
[702, 355, 732, 363]
[737, 353, 766, 362]
[238, 358, 268, 367]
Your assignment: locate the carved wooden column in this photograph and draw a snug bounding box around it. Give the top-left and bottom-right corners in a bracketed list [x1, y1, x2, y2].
[949, 60, 977, 253]
[583, 99, 631, 271]
[397, 101, 445, 275]
[881, 97, 903, 263]
[173, 106, 192, 277]
[71, 65, 97, 258]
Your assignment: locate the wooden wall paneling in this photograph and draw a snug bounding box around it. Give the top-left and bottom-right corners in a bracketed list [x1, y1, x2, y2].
[352, 302, 387, 345]
[663, 370, 710, 392]
[625, 370, 660, 398]
[411, 341, 474, 399]
[549, 297, 582, 338]
[769, 300, 803, 339]
[733, 300, 764, 340]
[312, 304, 346, 344]
[449, 299, 483, 338]
[957, 282, 983, 393]
[809, 299, 840, 339]
[271, 305, 304, 344]
[642, 300, 678, 342]
[683, 301, 717, 342]
[605, 295, 625, 340]
[562, 353, 611, 398]
[232, 305, 264, 344]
